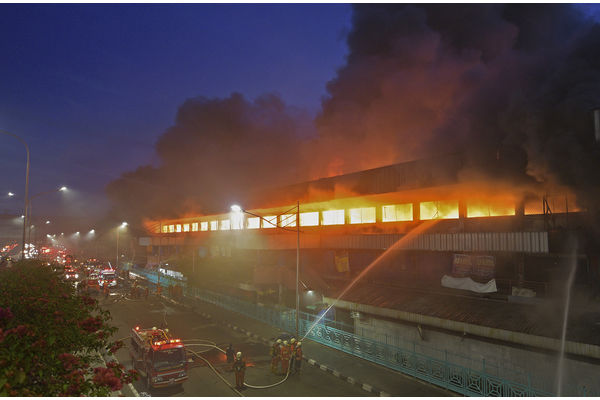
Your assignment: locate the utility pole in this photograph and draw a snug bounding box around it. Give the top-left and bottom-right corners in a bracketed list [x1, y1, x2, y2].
[295, 200, 300, 338]
[1, 130, 29, 261]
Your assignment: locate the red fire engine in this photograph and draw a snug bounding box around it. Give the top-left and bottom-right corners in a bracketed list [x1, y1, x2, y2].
[129, 326, 188, 390]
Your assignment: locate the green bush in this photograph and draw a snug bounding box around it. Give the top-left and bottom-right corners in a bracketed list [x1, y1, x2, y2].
[0, 260, 136, 396]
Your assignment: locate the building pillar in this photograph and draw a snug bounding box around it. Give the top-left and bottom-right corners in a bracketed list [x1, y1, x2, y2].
[412, 202, 420, 221]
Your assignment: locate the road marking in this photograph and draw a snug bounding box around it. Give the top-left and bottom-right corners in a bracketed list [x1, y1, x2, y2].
[380, 391, 390, 396]
[332, 370, 341, 377]
[308, 359, 316, 366]
[362, 383, 373, 392]
[319, 364, 328, 371]
[347, 377, 356, 384]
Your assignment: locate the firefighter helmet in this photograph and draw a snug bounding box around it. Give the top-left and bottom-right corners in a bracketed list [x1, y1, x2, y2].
[283, 340, 288, 346]
[236, 351, 242, 359]
[291, 338, 296, 344]
[297, 341, 301, 347]
[276, 339, 282, 344]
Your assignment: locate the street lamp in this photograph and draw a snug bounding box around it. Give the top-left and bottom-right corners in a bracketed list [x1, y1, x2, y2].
[1, 130, 30, 261]
[231, 202, 301, 337]
[27, 186, 68, 250]
[116, 222, 128, 269]
[8, 192, 14, 197]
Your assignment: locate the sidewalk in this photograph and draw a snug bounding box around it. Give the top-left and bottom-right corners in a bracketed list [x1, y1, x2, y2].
[164, 290, 452, 397]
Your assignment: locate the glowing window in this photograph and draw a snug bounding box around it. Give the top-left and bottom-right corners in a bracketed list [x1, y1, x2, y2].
[247, 217, 260, 229]
[191, 222, 199, 232]
[183, 224, 190, 232]
[467, 201, 515, 218]
[349, 207, 376, 224]
[420, 201, 459, 220]
[200, 222, 208, 231]
[220, 220, 231, 230]
[168, 225, 175, 233]
[162, 225, 168, 233]
[382, 204, 413, 222]
[175, 224, 182, 233]
[300, 212, 319, 226]
[210, 221, 218, 231]
[322, 210, 345, 225]
[280, 214, 297, 227]
[262, 216, 277, 229]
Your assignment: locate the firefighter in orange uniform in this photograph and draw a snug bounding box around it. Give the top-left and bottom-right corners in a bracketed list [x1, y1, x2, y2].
[233, 351, 246, 390]
[293, 342, 303, 375]
[270, 339, 282, 374]
[280, 340, 291, 375]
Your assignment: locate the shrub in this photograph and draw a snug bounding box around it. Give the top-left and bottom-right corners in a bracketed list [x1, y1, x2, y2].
[0, 260, 136, 396]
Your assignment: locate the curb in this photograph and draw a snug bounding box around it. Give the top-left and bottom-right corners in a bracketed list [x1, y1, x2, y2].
[150, 284, 392, 396]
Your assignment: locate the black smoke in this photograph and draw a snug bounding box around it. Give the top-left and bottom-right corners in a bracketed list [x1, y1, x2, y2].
[107, 4, 600, 224]
[106, 93, 308, 224]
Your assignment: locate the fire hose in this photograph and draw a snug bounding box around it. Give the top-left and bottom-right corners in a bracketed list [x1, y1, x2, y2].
[185, 342, 293, 389]
[185, 347, 244, 397]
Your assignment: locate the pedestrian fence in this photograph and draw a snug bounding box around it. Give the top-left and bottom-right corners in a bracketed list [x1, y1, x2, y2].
[130, 267, 595, 397]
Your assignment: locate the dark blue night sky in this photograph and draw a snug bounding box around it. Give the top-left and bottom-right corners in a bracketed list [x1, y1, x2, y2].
[0, 4, 351, 219]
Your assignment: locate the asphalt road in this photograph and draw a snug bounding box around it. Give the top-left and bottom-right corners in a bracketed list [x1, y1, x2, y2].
[99, 287, 374, 397]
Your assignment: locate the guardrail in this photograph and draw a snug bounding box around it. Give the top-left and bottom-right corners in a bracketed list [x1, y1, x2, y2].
[130, 267, 594, 397]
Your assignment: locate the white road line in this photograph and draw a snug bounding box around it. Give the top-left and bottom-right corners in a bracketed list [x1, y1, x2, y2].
[362, 383, 373, 392]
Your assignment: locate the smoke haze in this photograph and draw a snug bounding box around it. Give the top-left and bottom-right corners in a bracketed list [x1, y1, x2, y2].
[107, 4, 600, 223]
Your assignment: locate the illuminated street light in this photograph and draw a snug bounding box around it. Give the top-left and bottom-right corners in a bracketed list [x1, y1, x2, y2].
[27, 186, 70, 244]
[116, 222, 128, 269]
[8, 192, 14, 197]
[75, 231, 80, 235]
[230, 204, 242, 213]
[45, 220, 50, 224]
[89, 229, 95, 234]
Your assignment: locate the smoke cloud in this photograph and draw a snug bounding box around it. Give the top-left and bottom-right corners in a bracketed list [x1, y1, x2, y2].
[311, 4, 600, 209]
[106, 93, 309, 223]
[107, 4, 600, 223]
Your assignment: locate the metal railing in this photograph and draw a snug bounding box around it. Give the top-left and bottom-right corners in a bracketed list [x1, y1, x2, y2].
[131, 267, 595, 397]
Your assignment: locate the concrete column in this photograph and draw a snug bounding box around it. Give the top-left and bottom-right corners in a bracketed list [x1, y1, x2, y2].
[412, 202, 420, 221]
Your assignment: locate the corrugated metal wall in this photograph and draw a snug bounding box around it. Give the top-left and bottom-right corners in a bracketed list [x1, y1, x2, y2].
[320, 232, 549, 253]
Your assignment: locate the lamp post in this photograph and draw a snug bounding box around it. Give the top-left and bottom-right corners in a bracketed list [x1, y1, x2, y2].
[232, 202, 301, 337]
[116, 222, 128, 269]
[1, 130, 29, 261]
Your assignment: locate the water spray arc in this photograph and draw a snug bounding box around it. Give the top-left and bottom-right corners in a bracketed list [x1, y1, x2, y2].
[302, 219, 441, 340]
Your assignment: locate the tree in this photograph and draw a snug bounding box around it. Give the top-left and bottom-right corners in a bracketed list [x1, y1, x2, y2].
[0, 260, 137, 396]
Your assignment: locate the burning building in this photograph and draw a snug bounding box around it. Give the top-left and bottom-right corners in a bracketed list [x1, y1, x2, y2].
[141, 150, 590, 299]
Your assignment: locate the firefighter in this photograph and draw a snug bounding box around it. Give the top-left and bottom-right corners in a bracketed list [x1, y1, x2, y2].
[103, 282, 109, 298]
[293, 341, 303, 375]
[270, 339, 282, 374]
[226, 344, 235, 364]
[144, 286, 149, 300]
[233, 351, 246, 390]
[280, 340, 291, 375]
[156, 284, 162, 296]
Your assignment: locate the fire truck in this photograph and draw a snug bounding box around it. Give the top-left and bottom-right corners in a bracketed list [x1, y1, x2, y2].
[99, 269, 117, 288]
[129, 326, 188, 390]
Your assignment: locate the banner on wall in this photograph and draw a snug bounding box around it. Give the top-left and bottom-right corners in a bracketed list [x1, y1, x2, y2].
[452, 254, 495, 280]
[452, 254, 473, 277]
[335, 251, 350, 273]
